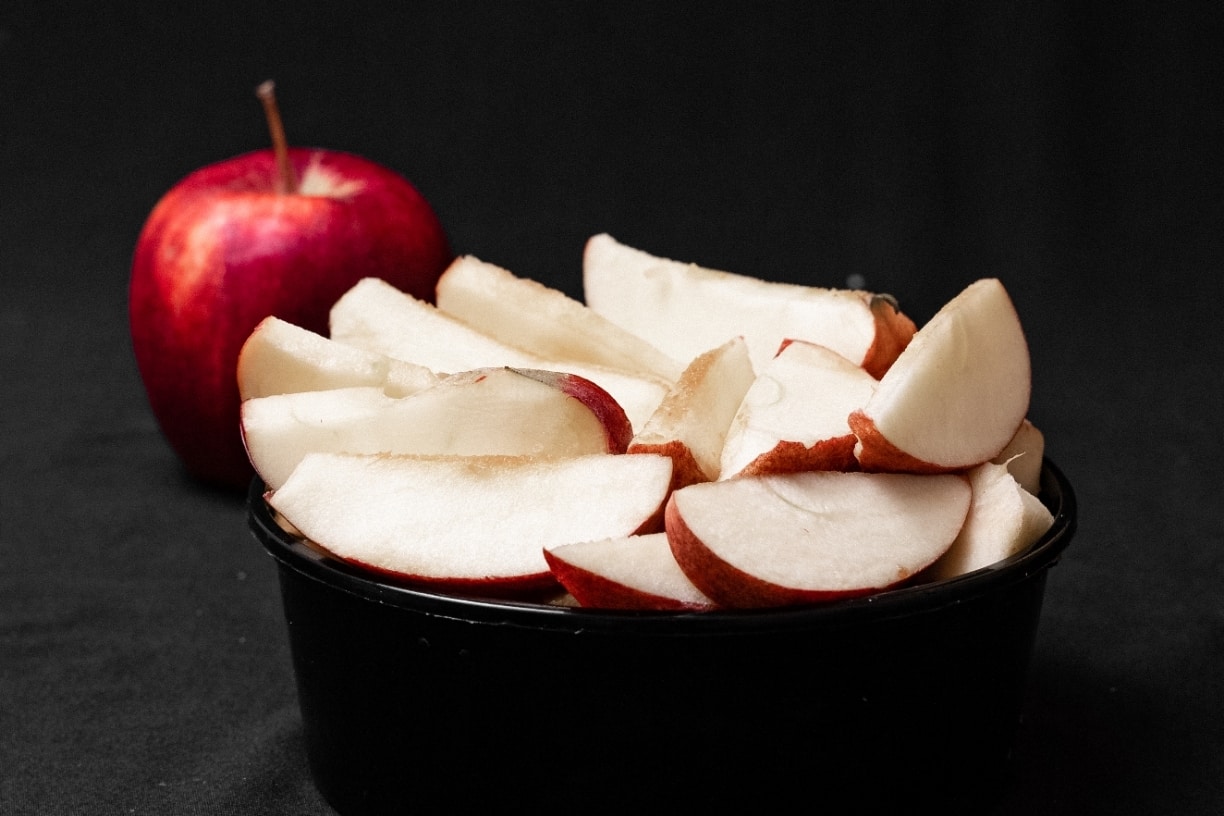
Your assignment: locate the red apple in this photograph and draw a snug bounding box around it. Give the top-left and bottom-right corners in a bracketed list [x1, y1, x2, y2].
[129, 82, 452, 488]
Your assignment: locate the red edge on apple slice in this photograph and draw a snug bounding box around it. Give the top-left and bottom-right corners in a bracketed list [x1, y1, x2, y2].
[663, 494, 884, 609]
[861, 294, 918, 379]
[848, 410, 963, 475]
[542, 549, 715, 612]
[733, 435, 860, 478]
[627, 439, 708, 493]
[340, 556, 561, 601]
[507, 367, 634, 454]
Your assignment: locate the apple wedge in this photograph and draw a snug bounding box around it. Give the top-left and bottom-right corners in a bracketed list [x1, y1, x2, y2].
[581, 233, 917, 378]
[849, 278, 1031, 474]
[665, 470, 971, 608]
[237, 315, 440, 401]
[241, 367, 633, 489]
[993, 418, 1045, 495]
[435, 255, 685, 382]
[267, 452, 674, 596]
[329, 277, 670, 431]
[719, 340, 877, 479]
[543, 533, 717, 611]
[922, 462, 1054, 582]
[627, 337, 756, 490]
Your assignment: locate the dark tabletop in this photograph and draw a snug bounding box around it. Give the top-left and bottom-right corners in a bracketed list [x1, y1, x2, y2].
[3, 3, 1222, 814]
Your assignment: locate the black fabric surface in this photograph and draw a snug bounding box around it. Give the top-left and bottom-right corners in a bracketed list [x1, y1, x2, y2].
[3, 3, 1222, 813]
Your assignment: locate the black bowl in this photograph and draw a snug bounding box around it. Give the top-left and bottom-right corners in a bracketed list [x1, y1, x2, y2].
[250, 459, 1077, 815]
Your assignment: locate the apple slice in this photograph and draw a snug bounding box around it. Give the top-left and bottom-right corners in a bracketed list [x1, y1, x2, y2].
[543, 533, 717, 611]
[267, 451, 674, 596]
[719, 340, 877, 479]
[922, 462, 1054, 582]
[665, 470, 971, 608]
[237, 316, 440, 401]
[581, 233, 917, 378]
[992, 418, 1045, 495]
[329, 277, 670, 431]
[435, 255, 685, 382]
[627, 337, 756, 490]
[241, 367, 633, 489]
[849, 278, 1031, 474]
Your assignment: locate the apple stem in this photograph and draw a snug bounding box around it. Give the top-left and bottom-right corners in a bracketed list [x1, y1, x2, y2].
[256, 80, 298, 195]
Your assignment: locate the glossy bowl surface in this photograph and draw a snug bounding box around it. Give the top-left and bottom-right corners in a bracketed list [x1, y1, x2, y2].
[250, 459, 1077, 814]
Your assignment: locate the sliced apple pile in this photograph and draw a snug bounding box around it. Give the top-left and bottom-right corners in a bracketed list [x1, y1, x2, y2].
[242, 235, 1056, 610]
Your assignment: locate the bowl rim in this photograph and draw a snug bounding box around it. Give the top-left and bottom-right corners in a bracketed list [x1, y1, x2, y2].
[248, 458, 1077, 633]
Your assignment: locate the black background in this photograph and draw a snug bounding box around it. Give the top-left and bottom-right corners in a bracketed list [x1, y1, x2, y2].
[3, 2, 1222, 813]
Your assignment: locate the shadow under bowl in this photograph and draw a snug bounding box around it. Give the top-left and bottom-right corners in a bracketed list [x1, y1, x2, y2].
[249, 458, 1077, 815]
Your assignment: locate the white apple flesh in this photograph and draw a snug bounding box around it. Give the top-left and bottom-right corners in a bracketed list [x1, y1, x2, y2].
[543, 533, 717, 611]
[719, 340, 877, 479]
[923, 462, 1054, 582]
[241, 367, 633, 489]
[628, 337, 756, 489]
[237, 315, 439, 401]
[992, 418, 1045, 495]
[665, 470, 972, 608]
[436, 255, 685, 382]
[849, 278, 1031, 474]
[267, 452, 674, 596]
[329, 277, 671, 431]
[581, 233, 917, 378]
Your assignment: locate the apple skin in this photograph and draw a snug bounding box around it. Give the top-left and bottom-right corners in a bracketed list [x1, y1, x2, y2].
[508, 367, 635, 454]
[129, 146, 452, 488]
[542, 535, 718, 612]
